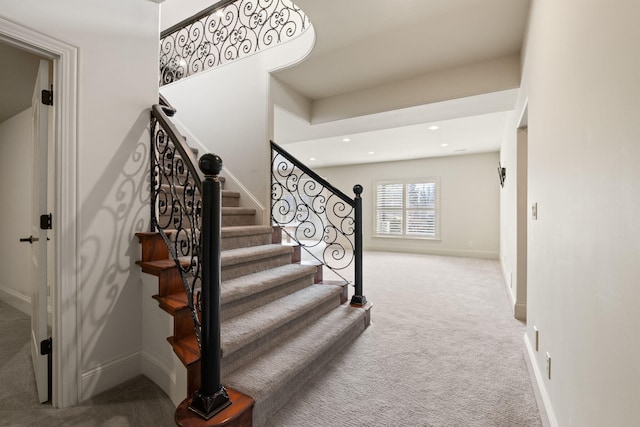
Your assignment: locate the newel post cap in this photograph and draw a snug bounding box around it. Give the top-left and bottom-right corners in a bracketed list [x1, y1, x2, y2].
[353, 184, 363, 196]
[199, 153, 223, 176]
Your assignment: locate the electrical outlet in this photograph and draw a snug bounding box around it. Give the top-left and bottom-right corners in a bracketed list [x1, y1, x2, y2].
[468, 241, 473, 247]
[533, 326, 539, 351]
[546, 352, 551, 380]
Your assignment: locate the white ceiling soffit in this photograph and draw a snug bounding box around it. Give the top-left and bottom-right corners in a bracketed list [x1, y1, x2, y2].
[0, 42, 42, 123]
[276, 0, 531, 100]
[272, 0, 529, 168]
[275, 89, 518, 144]
[274, 89, 517, 168]
[276, 111, 512, 168]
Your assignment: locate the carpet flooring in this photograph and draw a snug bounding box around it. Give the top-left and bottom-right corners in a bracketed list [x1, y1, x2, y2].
[0, 251, 543, 426]
[266, 252, 543, 427]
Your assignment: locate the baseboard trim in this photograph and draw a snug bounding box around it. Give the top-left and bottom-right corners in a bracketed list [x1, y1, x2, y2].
[514, 302, 527, 321]
[141, 351, 184, 407]
[80, 351, 142, 401]
[366, 246, 499, 260]
[524, 334, 558, 427]
[0, 285, 30, 315]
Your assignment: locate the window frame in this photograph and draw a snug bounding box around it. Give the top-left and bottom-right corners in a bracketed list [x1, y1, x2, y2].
[374, 178, 441, 240]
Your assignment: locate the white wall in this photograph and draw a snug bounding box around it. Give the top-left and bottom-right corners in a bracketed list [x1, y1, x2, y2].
[499, 111, 529, 320]
[0, 0, 160, 402]
[315, 152, 500, 259]
[509, 1, 640, 425]
[312, 55, 521, 124]
[0, 108, 33, 313]
[160, 0, 219, 31]
[160, 23, 315, 220]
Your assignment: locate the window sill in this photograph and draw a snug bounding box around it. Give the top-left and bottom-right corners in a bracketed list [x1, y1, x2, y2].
[373, 234, 441, 241]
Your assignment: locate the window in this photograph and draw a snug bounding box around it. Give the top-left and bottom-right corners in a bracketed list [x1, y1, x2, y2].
[375, 179, 439, 239]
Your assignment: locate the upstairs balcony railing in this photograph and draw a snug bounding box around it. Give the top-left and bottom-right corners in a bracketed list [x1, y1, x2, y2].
[160, 0, 309, 86]
[271, 141, 367, 306]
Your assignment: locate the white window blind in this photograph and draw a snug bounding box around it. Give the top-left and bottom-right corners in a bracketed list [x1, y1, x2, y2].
[375, 179, 439, 239]
[376, 183, 403, 235]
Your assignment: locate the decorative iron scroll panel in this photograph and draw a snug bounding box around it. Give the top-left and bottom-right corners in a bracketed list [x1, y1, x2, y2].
[160, 0, 309, 86]
[271, 151, 356, 284]
[150, 116, 203, 343]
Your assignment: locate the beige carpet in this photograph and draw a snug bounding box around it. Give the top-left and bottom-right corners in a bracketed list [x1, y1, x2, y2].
[266, 252, 543, 427]
[0, 251, 542, 426]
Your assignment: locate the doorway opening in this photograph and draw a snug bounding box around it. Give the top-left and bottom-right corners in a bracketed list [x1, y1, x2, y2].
[0, 17, 79, 409]
[515, 102, 528, 321]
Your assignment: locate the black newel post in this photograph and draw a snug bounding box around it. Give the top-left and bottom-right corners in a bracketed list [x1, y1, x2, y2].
[350, 184, 367, 306]
[189, 153, 231, 419]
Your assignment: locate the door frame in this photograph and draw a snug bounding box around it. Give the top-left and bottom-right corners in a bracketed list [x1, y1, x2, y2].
[0, 17, 79, 409]
[515, 100, 528, 321]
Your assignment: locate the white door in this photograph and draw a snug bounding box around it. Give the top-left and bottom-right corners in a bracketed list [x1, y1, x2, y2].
[30, 59, 51, 403]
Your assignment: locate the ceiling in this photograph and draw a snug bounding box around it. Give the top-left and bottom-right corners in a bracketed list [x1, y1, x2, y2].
[0, 42, 42, 123]
[0, 0, 531, 164]
[272, 0, 531, 167]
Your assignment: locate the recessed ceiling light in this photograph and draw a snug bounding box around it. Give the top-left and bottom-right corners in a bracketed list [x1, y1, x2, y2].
[342, 138, 351, 142]
[428, 125, 440, 131]
[368, 151, 375, 155]
[440, 143, 449, 147]
[309, 157, 316, 161]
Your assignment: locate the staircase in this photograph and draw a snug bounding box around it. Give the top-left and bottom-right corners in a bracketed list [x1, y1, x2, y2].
[137, 174, 371, 426]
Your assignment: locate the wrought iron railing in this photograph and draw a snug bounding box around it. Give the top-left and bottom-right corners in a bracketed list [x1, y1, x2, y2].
[271, 141, 367, 305]
[160, 0, 310, 86]
[150, 98, 203, 341]
[150, 97, 229, 418]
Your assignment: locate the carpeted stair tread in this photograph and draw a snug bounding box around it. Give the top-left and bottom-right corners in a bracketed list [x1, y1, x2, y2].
[222, 190, 240, 198]
[150, 264, 317, 318]
[221, 225, 274, 250]
[222, 207, 256, 215]
[221, 264, 317, 305]
[221, 244, 292, 267]
[221, 225, 273, 237]
[225, 304, 367, 427]
[221, 284, 342, 358]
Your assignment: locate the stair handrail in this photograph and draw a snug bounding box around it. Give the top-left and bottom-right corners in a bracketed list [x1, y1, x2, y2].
[150, 99, 230, 418]
[271, 141, 367, 305]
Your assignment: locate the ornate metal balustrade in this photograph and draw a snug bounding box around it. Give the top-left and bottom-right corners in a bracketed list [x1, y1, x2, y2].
[150, 97, 229, 418]
[151, 98, 203, 343]
[160, 0, 310, 86]
[271, 141, 367, 305]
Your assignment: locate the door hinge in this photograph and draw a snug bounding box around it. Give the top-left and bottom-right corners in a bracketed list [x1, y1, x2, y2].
[41, 85, 53, 106]
[40, 337, 52, 356]
[40, 213, 52, 230]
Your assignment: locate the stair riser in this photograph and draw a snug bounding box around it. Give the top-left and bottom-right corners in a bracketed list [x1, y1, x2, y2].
[222, 253, 292, 281]
[222, 232, 272, 251]
[157, 214, 196, 231]
[222, 214, 256, 227]
[173, 308, 196, 341]
[157, 268, 185, 297]
[221, 293, 342, 378]
[221, 273, 315, 322]
[160, 226, 273, 252]
[222, 194, 240, 207]
[251, 315, 366, 427]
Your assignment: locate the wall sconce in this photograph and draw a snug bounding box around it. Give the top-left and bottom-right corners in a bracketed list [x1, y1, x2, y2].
[498, 162, 506, 188]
